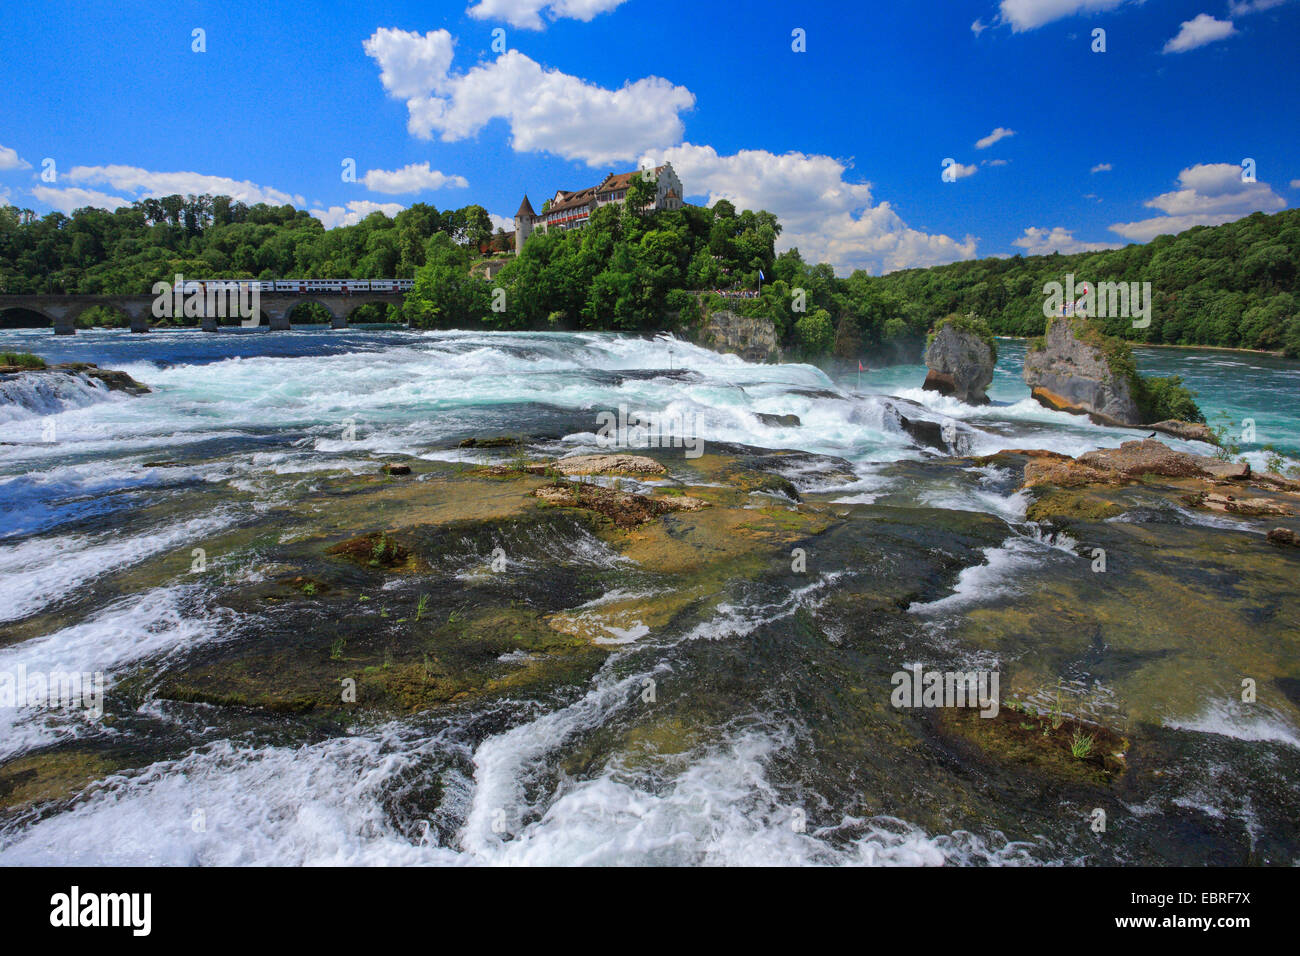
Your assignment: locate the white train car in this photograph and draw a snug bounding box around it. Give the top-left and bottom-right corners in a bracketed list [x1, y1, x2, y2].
[189, 279, 411, 295]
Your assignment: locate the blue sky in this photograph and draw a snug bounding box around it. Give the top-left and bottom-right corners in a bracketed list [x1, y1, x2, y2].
[1, 0, 1297, 274]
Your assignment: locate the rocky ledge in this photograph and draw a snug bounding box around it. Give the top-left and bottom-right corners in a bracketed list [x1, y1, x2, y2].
[0, 361, 150, 395]
[989, 438, 1300, 529]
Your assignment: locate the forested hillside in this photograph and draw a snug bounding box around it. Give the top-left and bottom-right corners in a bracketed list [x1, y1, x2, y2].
[0, 195, 494, 295]
[871, 209, 1300, 356]
[1, 192, 1296, 358]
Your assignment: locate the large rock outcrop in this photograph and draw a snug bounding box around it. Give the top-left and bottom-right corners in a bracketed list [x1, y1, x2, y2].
[1023, 316, 1141, 425]
[696, 309, 780, 364]
[923, 317, 996, 405]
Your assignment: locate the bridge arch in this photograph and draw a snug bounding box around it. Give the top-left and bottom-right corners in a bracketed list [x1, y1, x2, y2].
[75, 303, 133, 329]
[345, 300, 403, 325]
[285, 300, 337, 326]
[0, 306, 54, 329]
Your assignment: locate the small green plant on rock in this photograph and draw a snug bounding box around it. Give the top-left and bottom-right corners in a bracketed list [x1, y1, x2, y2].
[1070, 728, 1095, 759]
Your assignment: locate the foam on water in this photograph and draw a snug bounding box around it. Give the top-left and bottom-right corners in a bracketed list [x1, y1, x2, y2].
[0, 586, 236, 760]
[1164, 700, 1300, 749]
[909, 535, 1078, 617]
[0, 370, 123, 423]
[0, 718, 1037, 866]
[0, 510, 235, 622]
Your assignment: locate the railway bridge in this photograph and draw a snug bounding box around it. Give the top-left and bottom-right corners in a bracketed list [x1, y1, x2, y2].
[0, 293, 408, 334]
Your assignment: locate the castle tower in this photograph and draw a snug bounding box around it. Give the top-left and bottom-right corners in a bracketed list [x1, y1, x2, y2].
[514, 195, 535, 255]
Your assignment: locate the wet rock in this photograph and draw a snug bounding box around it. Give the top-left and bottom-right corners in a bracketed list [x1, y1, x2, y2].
[1183, 492, 1291, 517]
[326, 531, 415, 570]
[1015, 440, 1300, 527]
[1201, 459, 1252, 481]
[381, 463, 412, 476]
[530, 454, 668, 477]
[458, 436, 519, 448]
[899, 414, 947, 451]
[1267, 527, 1299, 547]
[756, 412, 801, 427]
[931, 703, 1129, 787]
[922, 317, 995, 405]
[1077, 440, 1248, 480]
[533, 482, 706, 528]
[1148, 419, 1218, 445]
[883, 401, 963, 454]
[1023, 316, 1141, 425]
[1023, 457, 1123, 490]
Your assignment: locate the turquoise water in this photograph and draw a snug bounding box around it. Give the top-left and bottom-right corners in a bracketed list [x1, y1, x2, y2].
[843, 339, 1300, 463]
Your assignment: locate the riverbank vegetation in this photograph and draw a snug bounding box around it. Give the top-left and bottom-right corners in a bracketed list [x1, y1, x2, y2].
[2, 196, 1297, 358]
[874, 209, 1300, 357]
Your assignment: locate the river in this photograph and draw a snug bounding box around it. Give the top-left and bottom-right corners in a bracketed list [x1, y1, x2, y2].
[0, 327, 1296, 865]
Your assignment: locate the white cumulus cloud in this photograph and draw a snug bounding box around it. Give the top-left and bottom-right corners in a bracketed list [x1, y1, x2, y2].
[1163, 14, 1236, 53]
[362, 162, 469, 194]
[998, 0, 1127, 32]
[946, 161, 978, 180]
[311, 200, 405, 229]
[466, 0, 630, 30]
[63, 165, 304, 207]
[0, 144, 30, 171]
[30, 186, 133, 214]
[1013, 226, 1122, 255]
[364, 29, 694, 168]
[975, 127, 1015, 150]
[1091, 162, 1112, 173]
[1109, 162, 1286, 241]
[643, 143, 978, 275]
[1228, 0, 1290, 15]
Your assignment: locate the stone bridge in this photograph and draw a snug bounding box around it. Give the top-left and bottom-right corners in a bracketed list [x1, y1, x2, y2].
[0, 294, 408, 334]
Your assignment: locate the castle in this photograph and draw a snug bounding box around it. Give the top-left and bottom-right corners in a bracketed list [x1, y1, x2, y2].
[513, 163, 684, 254]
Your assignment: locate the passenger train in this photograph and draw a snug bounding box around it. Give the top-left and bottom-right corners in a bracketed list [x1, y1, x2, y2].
[180, 279, 414, 295]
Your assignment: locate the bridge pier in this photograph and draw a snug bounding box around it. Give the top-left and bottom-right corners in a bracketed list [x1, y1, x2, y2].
[44, 304, 82, 335]
[123, 301, 152, 334]
[268, 309, 291, 332]
[325, 300, 350, 330]
[201, 315, 219, 332]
